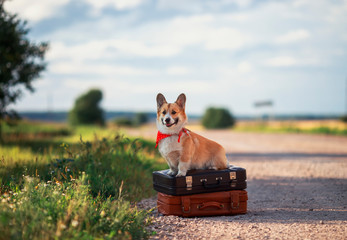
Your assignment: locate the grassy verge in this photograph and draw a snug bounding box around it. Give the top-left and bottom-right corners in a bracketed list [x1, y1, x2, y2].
[0, 174, 150, 239]
[234, 120, 347, 136]
[0, 121, 166, 239]
[1, 120, 71, 137]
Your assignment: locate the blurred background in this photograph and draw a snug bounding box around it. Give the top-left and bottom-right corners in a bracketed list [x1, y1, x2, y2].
[3, 0, 347, 123]
[1, 2, 347, 238]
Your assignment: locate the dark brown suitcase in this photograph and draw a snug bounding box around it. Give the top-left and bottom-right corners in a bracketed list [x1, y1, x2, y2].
[157, 190, 248, 217]
[153, 166, 246, 196]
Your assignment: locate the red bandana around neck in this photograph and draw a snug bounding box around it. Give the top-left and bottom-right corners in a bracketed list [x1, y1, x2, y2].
[155, 128, 189, 148]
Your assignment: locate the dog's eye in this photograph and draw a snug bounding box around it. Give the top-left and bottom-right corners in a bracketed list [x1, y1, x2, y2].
[171, 110, 176, 115]
[162, 110, 166, 115]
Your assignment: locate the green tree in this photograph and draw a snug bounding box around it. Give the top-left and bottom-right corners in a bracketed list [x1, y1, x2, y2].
[340, 114, 347, 123]
[202, 107, 235, 129]
[69, 89, 105, 126]
[0, 1, 48, 139]
[133, 112, 148, 126]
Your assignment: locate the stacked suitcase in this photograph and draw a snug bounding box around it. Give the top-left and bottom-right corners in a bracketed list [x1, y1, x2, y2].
[152, 166, 248, 217]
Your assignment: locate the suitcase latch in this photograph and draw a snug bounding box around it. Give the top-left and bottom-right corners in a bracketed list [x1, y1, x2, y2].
[185, 176, 193, 190]
[230, 172, 236, 180]
[230, 172, 237, 187]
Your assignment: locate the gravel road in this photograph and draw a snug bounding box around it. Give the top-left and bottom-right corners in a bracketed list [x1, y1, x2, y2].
[131, 126, 347, 239]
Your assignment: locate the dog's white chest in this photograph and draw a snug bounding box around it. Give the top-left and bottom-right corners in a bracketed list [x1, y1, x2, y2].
[158, 136, 182, 157]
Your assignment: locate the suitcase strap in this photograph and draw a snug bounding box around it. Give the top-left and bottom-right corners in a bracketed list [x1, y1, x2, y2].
[230, 192, 240, 210]
[181, 196, 191, 213]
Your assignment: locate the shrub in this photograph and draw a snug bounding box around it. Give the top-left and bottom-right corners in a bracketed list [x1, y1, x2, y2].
[202, 107, 235, 129]
[114, 117, 134, 127]
[114, 113, 149, 127]
[133, 112, 149, 126]
[69, 89, 105, 126]
[340, 114, 347, 123]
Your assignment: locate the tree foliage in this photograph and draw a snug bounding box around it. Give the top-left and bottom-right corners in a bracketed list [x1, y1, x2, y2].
[202, 107, 235, 129]
[0, 1, 48, 120]
[114, 112, 149, 127]
[69, 89, 105, 126]
[133, 112, 149, 126]
[340, 114, 347, 123]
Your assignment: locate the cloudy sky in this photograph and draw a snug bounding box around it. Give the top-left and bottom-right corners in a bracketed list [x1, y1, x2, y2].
[5, 0, 347, 115]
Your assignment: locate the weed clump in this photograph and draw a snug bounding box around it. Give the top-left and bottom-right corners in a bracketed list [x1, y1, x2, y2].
[0, 173, 150, 239]
[0, 133, 165, 239]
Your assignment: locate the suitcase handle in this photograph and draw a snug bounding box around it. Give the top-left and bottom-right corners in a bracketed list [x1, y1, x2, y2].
[202, 179, 221, 189]
[197, 202, 224, 210]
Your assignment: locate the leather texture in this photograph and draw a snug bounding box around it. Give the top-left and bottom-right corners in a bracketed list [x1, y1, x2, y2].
[153, 166, 247, 196]
[157, 190, 248, 217]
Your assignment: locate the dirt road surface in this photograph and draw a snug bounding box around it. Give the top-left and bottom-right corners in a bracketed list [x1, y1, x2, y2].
[129, 125, 347, 239]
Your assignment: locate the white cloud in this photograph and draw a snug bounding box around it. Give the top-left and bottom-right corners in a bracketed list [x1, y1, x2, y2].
[264, 56, 297, 67]
[50, 61, 156, 77]
[4, 0, 70, 22]
[47, 39, 180, 63]
[156, 0, 204, 12]
[275, 29, 310, 44]
[112, 39, 181, 57]
[157, 0, 253, 11]
[236, 61, 252, 73]
[222, 0, 253, 8]
[84, 0, 146, 15]
[264, 54, 326, 67]
[204, 27, 246, 50]
[166, 66, 191, 75]
[136, 14, 249, 54]
[217, 61, 253, 77]
[46, 14, 249, 62]
[63, 79, 105, 92]
[47, 41, 106, 62]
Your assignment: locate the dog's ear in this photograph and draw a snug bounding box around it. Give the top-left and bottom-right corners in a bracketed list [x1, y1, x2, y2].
[156, 93, 167, 110]
[175, 93, 186, 109]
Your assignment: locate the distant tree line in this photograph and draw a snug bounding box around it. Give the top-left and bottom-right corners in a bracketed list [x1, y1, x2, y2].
[114, 113, 149, 127]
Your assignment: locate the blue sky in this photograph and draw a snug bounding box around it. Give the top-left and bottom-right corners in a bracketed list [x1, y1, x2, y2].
[5, 0, 347, 115]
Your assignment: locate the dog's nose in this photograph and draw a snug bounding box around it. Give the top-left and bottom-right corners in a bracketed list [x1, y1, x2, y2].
[165, 118, 171, 123]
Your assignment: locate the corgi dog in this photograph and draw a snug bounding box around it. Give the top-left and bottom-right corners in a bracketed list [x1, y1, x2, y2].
[156, 93, 228, 177]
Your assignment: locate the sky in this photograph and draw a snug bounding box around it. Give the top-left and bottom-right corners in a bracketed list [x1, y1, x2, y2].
[5, 0, 347, 115]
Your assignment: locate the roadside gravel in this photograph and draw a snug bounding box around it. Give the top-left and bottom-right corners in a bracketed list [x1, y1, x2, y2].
[132, 126, 347, 239]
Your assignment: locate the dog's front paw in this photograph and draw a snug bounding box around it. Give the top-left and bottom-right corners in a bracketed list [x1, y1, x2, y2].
[176, 171, 187, 177]
[208, 166, 218, 170]
[167, 169, 177, 176]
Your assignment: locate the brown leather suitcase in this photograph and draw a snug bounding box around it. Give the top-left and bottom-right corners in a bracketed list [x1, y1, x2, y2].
[157, 190, 248, 217]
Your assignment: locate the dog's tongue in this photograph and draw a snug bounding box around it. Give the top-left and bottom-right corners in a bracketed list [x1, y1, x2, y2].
[166, 123, 174, 127]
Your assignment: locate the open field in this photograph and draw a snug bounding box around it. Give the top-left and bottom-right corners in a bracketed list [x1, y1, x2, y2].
[234, 119, 347, 135]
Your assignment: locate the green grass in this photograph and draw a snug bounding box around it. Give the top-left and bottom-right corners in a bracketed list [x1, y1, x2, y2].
[234, 122, 347, 136]
[2, 120, 71, 137]
[0, 121, 166, 239]
[0, 174, 150, 239]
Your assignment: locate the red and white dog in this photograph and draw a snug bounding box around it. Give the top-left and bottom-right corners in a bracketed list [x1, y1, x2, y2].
[156, 93, 228, 177]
